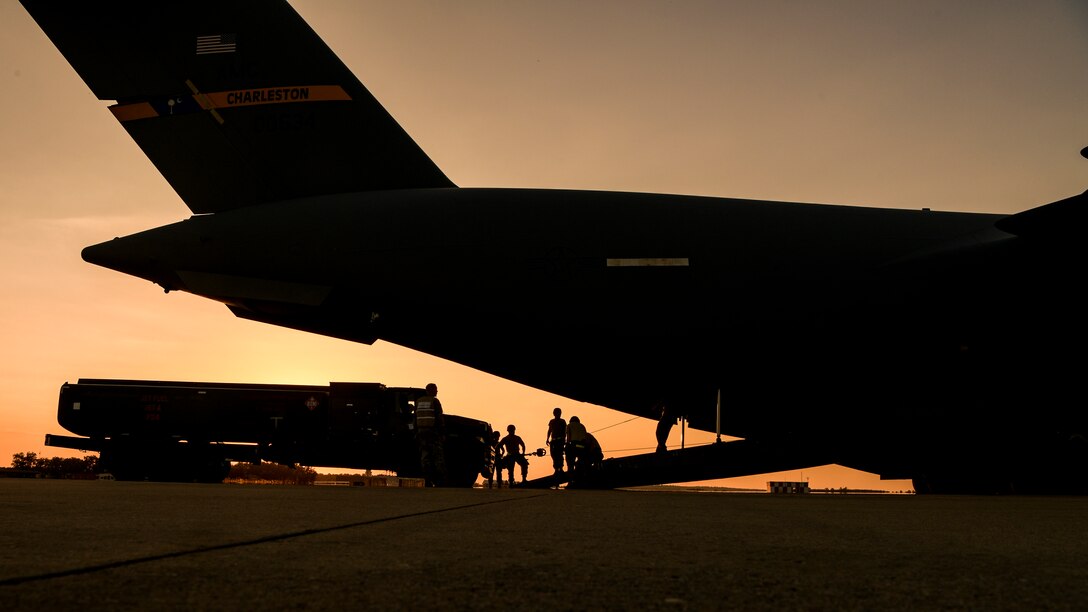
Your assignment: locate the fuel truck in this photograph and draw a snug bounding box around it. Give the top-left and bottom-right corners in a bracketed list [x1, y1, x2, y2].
[45, 379, 494, 486]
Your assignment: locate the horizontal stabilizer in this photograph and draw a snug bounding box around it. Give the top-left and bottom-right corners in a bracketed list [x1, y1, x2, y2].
[21, 0, 454, 213]
[995, 190, 1088, 238]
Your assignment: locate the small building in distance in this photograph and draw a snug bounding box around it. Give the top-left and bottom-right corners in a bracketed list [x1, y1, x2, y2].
[767, 480, 810, 494]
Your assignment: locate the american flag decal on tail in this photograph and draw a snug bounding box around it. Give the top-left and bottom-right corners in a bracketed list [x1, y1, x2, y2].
[196, 34, 236, 55]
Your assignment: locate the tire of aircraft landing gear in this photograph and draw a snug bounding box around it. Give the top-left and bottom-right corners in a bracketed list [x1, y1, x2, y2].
[914, 434, 1088, 495]
[911, 474, 1013, 495]
[912, 470, 1081, 495]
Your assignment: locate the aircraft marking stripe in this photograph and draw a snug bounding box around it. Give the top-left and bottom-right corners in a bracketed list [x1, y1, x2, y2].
[200, 85, 352, 109]
[109, 102, 158, 122]
[185, 80, 224, 125]
[108, 85, 352, 123]
[606, 258, 690, 267]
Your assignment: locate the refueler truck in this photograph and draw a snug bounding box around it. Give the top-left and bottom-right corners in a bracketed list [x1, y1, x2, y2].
[45, 379, 494, 486]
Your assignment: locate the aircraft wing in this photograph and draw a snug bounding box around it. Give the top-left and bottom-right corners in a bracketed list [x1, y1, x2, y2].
[20, 0, 454, 214]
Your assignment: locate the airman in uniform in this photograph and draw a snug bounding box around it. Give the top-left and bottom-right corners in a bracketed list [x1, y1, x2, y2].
[414, 383, 446, 486]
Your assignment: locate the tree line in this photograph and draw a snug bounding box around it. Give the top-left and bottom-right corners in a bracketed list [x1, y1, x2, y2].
[226, 462, 318, 485]
[7, 452, 318, 484]
[8, 452, 99, 478]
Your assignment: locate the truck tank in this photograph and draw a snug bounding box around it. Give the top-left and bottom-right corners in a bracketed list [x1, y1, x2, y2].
[47, 379, 492, 486]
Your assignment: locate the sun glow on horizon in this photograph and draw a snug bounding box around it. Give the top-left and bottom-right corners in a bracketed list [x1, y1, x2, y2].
[2, 1, 1084, 493]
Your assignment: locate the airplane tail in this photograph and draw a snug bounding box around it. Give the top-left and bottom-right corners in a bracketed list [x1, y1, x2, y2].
[21, 0, 454, 214]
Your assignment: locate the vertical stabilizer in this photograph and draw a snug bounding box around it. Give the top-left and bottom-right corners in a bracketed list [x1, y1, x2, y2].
[21, 0, 455, 213]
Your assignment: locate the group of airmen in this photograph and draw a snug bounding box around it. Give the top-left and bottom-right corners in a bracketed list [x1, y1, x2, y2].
[484, 407, 603, 488]
[411, 383, 607, 488]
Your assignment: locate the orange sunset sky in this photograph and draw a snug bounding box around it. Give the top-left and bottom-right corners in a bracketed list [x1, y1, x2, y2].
[1, 1, 1086, 490]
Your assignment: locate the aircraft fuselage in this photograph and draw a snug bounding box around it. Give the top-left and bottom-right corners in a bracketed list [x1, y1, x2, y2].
[83, 185, 1082, 489]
